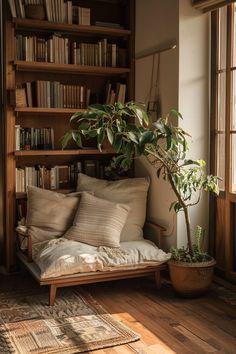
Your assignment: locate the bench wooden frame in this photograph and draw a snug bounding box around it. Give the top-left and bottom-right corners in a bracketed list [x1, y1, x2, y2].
[16, 221, 167, 306]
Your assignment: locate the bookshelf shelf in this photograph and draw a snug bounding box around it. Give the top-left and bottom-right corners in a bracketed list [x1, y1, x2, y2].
[14, 61, 130, 75]
[15, 107, 86, 114]
[14, 149, 114, 157]
[13, 18, 131, 37]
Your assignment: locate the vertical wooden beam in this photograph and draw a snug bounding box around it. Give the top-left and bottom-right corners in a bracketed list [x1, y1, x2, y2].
[225, 4, 234, 275]
[209, 11, 218, 257]
[127, 0, 135, 100]
[4, 9, 16, 271]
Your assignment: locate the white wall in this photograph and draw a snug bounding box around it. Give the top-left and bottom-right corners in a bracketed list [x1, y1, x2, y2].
[135, 0, 211, 250]
[135, 0, 179, 250]
[178, 0, 210, 247]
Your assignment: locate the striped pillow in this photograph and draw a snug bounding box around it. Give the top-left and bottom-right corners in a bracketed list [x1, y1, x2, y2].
[64, 192, 130, 248]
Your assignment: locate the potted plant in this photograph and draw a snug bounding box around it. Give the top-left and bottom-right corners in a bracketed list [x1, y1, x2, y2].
[62, 102, 220, 297]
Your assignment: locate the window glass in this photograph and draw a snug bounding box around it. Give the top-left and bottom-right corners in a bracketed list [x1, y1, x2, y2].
[218, 6, 227, 70]
[217, 72, 226, 131]
[216, 133, 225, 191]
[232, 71, 236, 130]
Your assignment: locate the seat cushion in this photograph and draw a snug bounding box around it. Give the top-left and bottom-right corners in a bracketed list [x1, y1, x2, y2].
[76, 173, 150, 241]
[26, 186, 83, 244]
[64, 192, 129, 247]
[34, 238, 171, 279]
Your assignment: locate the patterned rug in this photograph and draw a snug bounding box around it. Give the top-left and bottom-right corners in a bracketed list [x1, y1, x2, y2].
[0, 287, 140, 354]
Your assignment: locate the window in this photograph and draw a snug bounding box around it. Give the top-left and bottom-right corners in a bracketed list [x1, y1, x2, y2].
[211, 3, 236, 279]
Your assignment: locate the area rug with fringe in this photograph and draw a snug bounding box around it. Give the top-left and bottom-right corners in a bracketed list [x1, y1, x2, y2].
[0, 287, 140, 354]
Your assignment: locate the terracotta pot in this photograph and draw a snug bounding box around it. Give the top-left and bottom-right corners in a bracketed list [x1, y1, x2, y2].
[168, 257, 216, 297]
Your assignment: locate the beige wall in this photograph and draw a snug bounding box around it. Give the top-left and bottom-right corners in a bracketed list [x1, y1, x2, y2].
[178, 0, 210, 247]
[135, 0, 210, 250]
[135, 0, 179, 250]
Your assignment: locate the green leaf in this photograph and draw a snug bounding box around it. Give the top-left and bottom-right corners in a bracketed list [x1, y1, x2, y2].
[152, 120, 165, 133]
[135, 144, 145, 156]
[61, 130, 72, 149]
[130, 106, 149, 126]
[139, 131, 154, 145]
[125, 142, 134, 159]
[113, 135, 123, 153]
[128, 131, 139, 144]
[106, 128, 114, 145]
[126, 123, 140, 132]
[170, 109, 183, 119]
[72, 131, 82, 148]
[70, 111, 84, 122]
[88, 129, 98, 138]
[97, 128, 105, 151]
[79, 121, 90, 130]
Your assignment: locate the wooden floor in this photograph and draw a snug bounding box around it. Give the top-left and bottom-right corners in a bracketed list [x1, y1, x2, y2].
[1, 273, 236, 354]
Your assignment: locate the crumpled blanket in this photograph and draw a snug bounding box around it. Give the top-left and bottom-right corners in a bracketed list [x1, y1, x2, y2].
[33, 238, 171, 279]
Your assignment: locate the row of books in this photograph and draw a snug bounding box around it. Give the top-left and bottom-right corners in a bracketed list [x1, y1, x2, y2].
[15, 160, 108, 193]
[21, 81, 90, 109]
[15, 126, 55, 151]
[15, 164, 76, 192]
[16, 35, 126, 67]
[8, 1, 91, 25]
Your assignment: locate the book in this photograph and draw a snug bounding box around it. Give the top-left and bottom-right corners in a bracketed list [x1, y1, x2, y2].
[7, 0, 17, 18]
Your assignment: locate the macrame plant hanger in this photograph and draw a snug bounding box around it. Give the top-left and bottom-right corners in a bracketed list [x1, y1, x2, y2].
[145, 53, 161, 119]
[135, 42, 177, 120]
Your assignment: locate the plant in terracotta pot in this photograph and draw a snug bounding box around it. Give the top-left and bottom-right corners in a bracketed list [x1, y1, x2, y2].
[62, 102, 220, 297]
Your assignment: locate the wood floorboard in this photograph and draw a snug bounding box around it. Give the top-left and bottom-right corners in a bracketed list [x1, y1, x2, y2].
[141, 288, 235, 352]
[1, 274, 236, 354]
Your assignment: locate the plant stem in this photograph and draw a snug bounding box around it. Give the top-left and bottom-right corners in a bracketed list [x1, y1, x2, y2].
[145, 146, 194, 255]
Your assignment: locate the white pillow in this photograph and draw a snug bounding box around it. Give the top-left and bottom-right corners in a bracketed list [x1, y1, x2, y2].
[64, 192, 129, 247]
[76, 173, 150, 241]
[26, 186, 83, 244]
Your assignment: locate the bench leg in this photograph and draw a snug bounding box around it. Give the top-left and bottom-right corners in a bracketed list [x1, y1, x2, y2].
[155, 271, 162, 289]
[49, 285, 57, 306]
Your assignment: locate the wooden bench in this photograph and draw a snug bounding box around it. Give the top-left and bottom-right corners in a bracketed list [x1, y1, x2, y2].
[16, 221, 167, 306]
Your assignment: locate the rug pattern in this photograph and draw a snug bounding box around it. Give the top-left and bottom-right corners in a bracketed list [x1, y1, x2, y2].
[0, 288, 140, 354]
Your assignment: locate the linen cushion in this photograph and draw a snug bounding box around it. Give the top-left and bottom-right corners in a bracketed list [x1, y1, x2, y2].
[26, 186, 83, 244]
[64, 192, 129, 247]
[76, 173, 150, 241]
[34, 238, 171, 279]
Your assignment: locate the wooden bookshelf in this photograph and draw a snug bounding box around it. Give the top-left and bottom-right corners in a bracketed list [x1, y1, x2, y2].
[15, 107, 86, 114]
[14, 149, 114, 157]
[14, 61, 130, 75]
[13, 18, 131, 37]
[3, 0, 135, 271]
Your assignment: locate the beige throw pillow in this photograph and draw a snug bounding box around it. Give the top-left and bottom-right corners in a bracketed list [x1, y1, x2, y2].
[64, 192, 129, 247]
[26, 186, 83, 244]
[76, 173, 150, 241]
